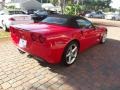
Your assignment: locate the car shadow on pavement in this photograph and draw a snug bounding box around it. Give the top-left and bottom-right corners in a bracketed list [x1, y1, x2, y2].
[33, 38, 120, 90]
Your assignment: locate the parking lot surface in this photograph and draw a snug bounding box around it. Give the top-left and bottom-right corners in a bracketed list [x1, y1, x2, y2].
[0, 26, 120, 90]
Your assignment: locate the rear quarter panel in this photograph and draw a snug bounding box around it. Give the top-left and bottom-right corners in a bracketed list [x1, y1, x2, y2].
[43, 28, 81, 61]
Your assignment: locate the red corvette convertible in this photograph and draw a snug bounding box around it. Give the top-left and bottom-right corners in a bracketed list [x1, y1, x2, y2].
[10, 15, 107, 66]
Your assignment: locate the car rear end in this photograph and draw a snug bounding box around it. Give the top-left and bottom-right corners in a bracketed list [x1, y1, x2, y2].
[2, 15, 33, 30]
[10, 26, 63, 64]
[11, 15, 33, 24]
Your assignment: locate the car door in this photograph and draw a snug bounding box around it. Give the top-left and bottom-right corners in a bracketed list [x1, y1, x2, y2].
[76, 18, 98, 51]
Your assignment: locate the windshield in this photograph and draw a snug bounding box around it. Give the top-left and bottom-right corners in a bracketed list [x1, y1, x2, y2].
[41, 17, 67, 25]
[35, 10, 48, 15]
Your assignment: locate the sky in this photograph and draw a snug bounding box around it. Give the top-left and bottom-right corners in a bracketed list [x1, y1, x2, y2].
[110, 0, 120, 9]
[0, 0, 120, 9]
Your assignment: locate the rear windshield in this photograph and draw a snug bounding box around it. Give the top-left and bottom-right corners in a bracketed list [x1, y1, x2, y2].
[41, 17, 67, 25]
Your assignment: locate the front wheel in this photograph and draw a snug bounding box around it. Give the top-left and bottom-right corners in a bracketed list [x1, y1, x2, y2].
[101, 33, 107, 44]
[62, 42, 79, 66]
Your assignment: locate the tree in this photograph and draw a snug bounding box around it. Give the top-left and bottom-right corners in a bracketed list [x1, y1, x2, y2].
[80, 0, 112, 11]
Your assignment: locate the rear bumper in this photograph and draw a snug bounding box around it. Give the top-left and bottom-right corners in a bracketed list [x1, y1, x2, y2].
[11, 37, 64, 64]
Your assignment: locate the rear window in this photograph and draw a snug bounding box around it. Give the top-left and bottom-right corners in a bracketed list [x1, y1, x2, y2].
[41, 17, 67, 25]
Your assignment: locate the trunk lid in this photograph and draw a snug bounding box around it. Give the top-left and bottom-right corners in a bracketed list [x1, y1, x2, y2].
[11, 15, 32, 21]
[12, 23, 73, 34]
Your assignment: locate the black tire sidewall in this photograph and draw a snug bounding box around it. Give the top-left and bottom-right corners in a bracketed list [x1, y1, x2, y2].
[61, 41, 79, 66]
[3, 24, 8, 32]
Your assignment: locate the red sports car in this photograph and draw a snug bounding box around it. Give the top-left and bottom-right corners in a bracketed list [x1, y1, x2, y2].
[10, 15, 107, 66]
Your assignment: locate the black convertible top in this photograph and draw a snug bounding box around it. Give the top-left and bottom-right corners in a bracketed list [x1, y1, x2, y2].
[41, 14, 90, 28]
[48, 14, 85, 20]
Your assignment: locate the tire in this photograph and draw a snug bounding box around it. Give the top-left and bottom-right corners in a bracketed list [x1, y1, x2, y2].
[112, 17, 116, 20]
[102, 16, 105, 19]
[100, 32, 107, 44]
[90, 15, 93, 18]
[18, 49, 25, 54]
[62, 41, 79, 66]
[2, 24, 9, 32]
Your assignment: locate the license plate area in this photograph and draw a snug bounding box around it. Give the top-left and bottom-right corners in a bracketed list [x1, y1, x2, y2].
[19, 38, 27, 48]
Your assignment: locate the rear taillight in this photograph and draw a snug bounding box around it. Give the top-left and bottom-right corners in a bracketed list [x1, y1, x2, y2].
[31, 33, 46, 43]
[39, 34, 46, 43]
[9, 18, 15, 21]
[31, 33, 38, 41]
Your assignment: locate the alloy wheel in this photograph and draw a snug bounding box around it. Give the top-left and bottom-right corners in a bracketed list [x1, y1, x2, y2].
[66, 44, 78, 64]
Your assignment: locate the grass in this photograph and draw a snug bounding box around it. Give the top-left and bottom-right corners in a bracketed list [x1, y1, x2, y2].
[0, 31, 10, 39]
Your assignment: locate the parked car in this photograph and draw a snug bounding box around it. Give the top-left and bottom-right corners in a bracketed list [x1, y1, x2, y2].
[32, 10, 58, 22]
[105, 13, 120, 20]
[10, 15, 107, 66]
[31, 10, 48, 22]
[0, 10, 33, 31]
[85, 11, 105, 19]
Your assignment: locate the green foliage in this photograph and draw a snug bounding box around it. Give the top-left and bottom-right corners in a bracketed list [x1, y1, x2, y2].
[81, 0, 112, 11]
[37, 0, 112, 13]
[6, 5, 16, 9]
[48, 0, 58, 5]
[65, 4, 81, 15]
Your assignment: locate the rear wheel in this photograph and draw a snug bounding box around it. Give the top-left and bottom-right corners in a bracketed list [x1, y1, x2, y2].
[2, 24, 9, 32]
[90, 15, 93, 18]
[62, 41, 79, 66]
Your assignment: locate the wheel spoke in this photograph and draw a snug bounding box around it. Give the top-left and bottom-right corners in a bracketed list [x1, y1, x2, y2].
[66, 52, 71, 57]
[68, 56, 72, 63]
[72, 46, 77, 53]
[65, 43, 78, 65]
